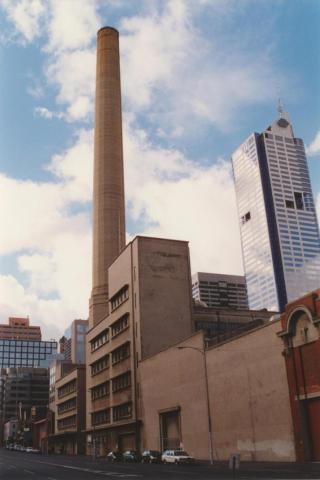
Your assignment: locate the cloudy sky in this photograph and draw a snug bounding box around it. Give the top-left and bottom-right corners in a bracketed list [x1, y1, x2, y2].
[0, 0, 319, 340]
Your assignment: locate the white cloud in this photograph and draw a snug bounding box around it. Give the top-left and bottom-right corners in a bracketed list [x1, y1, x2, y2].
[307, 131, 320, 156]
[123, 119, 243, 275]
[0, 0, 46, 42]
[46, 48, 96, 121]
[0, 131, 93, 335]
[34, 106, 65, 119]
[46, 0, 100, 53]
[120, 1, 281, 132]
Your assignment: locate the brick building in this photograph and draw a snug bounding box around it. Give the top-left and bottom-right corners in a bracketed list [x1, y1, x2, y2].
[279, 289, 320, 461]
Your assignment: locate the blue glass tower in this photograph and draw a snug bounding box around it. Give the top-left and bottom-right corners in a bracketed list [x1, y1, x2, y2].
[231, 111, 320, 311]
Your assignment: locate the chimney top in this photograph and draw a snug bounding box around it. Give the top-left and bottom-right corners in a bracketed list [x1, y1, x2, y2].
[97, 26, 119, 36]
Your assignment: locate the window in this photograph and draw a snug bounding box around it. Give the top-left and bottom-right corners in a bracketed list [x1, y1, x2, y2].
[111, 314, 129, 338]
[91, 355, 109, 376]
[285, 200, 295, 209]
[110, 286, 129, 311]
[111, 342, 130, 365]
[113, 402, 132, 421]
[91, 329, 109, 352]
[91, 381, 110, 400]
[57, 415, 76, 430]
[112, 371, 131, 393]
[92, 409, 110, 426]
[294, 192, 304, 210]
[241, 211, 251, 224]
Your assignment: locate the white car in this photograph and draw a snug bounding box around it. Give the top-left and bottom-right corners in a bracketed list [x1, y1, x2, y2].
[162, 449, 195, 465]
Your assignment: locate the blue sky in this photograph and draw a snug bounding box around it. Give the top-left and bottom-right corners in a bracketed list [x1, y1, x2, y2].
[0, 0, 319, 339]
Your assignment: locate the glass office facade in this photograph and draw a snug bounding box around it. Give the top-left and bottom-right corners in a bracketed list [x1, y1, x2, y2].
[232, 113, 320, 311]
[0, 339, 58, 369]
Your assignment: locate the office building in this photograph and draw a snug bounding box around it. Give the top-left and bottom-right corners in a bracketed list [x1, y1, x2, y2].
[232, 109, 320, 311]
[0, 368, 49, 424]
[192, 272, 249, 309]
[0, 339, 58, 369]
[86, 235, 193, 455]
[59, 319, 88, 364]
[0, 317, 41, 341]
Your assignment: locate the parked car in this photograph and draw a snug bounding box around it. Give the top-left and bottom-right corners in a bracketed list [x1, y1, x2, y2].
[25, 447, 34, 453]
[161, 449, 195, 465]
[122, 450, 141, 462]
[141, 450, 162, 463]
[106, 451, 122, 462]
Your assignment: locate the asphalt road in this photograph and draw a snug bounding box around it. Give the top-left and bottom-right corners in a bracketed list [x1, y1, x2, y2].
[1, 449, 320, 480]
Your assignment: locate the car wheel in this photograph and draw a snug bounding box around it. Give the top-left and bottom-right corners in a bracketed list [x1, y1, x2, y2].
[163, 459, 166, 464]
[175, 460, 179, 465]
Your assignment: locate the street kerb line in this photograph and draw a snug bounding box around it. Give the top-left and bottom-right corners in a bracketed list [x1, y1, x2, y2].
[33, 460, 142, 477]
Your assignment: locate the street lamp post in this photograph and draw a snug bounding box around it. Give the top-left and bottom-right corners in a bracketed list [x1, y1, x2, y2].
[88, 388, 96, 460]
[177, 345, 214, 465]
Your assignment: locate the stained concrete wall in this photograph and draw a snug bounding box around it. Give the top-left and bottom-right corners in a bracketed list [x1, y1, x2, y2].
[140, 321, 296, 461]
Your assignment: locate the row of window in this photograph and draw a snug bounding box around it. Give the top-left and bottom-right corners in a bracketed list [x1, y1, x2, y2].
[91, 402, 132, 426]
[91, 381, 109, 400]
[111, 314, 129, 337]
[90, 340, 131, 377]
[91, 355, 109, 376]
[91, 371, 132, 400]
[57, 414, 76, 430]
[58, 379, 77, 398]
[91, 329, 109, 352]
[58, 397, 76, 414]
[110, 286, 129, 311]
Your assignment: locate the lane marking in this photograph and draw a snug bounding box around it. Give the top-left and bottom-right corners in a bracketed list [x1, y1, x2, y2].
[24, 469, 35, 474]
[33, 461, 142, 478]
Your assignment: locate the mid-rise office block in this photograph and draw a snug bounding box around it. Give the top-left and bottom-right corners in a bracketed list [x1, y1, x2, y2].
[192, 272, 248, 309]
[232, 110, 320, 311]
[86, 236, 193, 455]
[0, 317, 41, 341]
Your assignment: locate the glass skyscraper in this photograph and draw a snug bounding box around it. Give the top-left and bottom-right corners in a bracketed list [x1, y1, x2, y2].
[231, 110, 320, 311]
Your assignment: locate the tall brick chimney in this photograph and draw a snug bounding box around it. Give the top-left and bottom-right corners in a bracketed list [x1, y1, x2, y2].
[89, 27, 126, 327]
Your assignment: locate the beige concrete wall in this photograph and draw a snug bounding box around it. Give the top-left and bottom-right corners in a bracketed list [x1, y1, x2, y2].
[207, 321, 295, 461]
[136, 236, 193, 360]
[140, 321, 296, 461]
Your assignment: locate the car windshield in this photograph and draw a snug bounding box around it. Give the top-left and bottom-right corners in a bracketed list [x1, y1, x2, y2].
[174, 450, 189, 456]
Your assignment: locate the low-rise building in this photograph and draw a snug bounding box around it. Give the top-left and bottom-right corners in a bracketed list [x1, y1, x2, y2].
[49, 364, 86, 455]
[139, 324, 296, 462]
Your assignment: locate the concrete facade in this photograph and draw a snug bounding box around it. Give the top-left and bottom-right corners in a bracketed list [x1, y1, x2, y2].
[139, 323, 296, 462]
[0, 317, 41, 341]
[50, 365, 86, 455]
[86, 236, 193, 455]
[90, 27, 126, 327]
